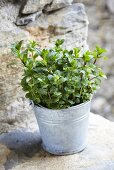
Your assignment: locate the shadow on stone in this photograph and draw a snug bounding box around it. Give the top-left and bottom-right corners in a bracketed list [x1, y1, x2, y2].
[0, 128, 42, 157]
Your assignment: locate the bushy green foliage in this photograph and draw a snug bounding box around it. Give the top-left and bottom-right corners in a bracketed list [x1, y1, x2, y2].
[11, 39, 107, 109]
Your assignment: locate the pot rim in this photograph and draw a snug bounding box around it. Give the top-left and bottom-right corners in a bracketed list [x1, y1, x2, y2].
[33, 100, 91, 111]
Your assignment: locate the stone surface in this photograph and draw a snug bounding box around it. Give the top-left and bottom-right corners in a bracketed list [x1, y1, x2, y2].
[21, 0, 42, 14]
[19, 0, 78, 26]
[44, 0, 73, 13]
[0, 0, 6, 7]
[0, 113, 114, 170]
[0, 144, 11, 170]
[0, 96, 37, 133]
[91, 97, 112, 121]
[0, 3, 31, 55]
[16, 11, 42, 26]
[106, 0, 114, 14]
[21, 0, 52, 14]
[0, 2, 33, 133]
[21, 0, 73, 14]
[84, 161, 114, 170]
[25, 3, 88, 49]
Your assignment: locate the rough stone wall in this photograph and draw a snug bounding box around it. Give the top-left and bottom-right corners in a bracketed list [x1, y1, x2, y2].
[0, 1, 88, 133]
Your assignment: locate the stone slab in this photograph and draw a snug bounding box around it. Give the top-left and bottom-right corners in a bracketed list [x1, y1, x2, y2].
[0, 113, 114, 170]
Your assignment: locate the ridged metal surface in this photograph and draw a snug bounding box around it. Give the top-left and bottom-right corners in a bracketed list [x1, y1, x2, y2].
[33, 101, 91, 155]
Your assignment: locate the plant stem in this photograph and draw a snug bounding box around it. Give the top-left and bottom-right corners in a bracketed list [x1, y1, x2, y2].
[48, 91, 51, 108]
[89, 76, 98, 81]
[94, 59, 97, 64]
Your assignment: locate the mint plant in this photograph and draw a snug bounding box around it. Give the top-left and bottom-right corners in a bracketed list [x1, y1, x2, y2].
[11, 39, 107, 109]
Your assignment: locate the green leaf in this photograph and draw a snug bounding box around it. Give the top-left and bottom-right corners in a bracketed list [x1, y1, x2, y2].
[83, 51, 92, 62]
[55, 39, 64, 47]
[47, 74, 53, 80]
[73, 48, 80, 58]
[25, 93, 32, 99]
[96, 45, 107, 54]
[37, 78, 43, 82]
[15, 40, 23, 51]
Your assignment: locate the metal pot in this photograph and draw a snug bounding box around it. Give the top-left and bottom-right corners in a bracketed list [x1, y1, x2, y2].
[33, 101, 91, 155]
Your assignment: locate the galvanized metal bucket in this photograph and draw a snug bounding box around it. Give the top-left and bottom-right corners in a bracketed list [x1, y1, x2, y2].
[33, 101, 91, 155]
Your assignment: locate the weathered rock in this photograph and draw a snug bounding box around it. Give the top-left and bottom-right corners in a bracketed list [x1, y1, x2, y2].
[0, 0, 22, 7]
[0, 113, 114, 170]
[106, 0, 114, 14]
[91, 97, 108, 112]
[73, 0, 106, 7]
[0, 0, 6, 7]
[73, 0, 96, 5]
[0, 129, 41, 157]
[21, 0, 73, 14]
[8, 0, 23, 4]
[0, 3, 35, 133]
[0, 3, 31, 54]
[0, 144, 11, 170]
[44, 0, 73, 13]
[0, 96, 37, 133]
[21, 0, 52, 14]
[25, 3, 88, 49]
[91, 97, 112, 120]
[16, 11, 42, 26]
[96, 78, 114, 100]
[84, 161, 114, 170]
